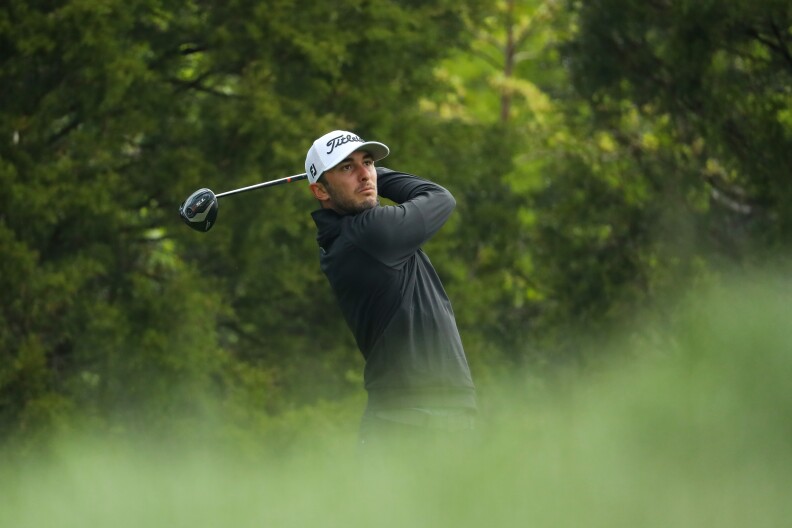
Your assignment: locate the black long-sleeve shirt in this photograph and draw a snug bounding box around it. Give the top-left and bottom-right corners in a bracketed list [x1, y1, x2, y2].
[311, 168, 476, 411]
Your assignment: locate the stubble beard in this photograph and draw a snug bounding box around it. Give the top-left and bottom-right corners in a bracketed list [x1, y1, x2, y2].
[325, 183, 379, 215]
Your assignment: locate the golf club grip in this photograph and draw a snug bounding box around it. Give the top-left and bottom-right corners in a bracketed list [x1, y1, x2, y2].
[215, 173, 308, 198]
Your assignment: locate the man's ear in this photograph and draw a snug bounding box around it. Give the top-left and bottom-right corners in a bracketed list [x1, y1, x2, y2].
[309, 182, 330, 201]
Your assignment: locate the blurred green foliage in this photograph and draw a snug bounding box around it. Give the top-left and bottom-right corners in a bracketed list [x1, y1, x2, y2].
[1, 276, 790, 527]
[1, 0, 791, 452]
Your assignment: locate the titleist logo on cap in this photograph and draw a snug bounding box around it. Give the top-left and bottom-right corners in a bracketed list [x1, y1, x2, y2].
[325, 133, 364, 155]
[305, 129, 389, 184]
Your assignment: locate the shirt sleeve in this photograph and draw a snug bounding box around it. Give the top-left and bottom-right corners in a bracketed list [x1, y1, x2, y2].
[345, 168, 456, 268]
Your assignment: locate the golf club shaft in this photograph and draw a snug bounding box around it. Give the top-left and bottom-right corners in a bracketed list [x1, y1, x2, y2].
[215, 173, 308, 199]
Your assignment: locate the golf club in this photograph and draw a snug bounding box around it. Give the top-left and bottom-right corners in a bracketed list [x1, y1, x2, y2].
[178, 172, 308, 232]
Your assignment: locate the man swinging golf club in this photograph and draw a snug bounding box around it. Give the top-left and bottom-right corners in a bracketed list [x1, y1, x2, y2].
[306, 130, 477, 451]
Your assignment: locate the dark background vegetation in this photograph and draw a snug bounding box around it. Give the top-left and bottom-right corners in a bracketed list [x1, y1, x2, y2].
[1, 0, 790, 449]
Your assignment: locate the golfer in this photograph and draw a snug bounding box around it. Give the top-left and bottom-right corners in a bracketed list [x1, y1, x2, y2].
[305, 130, 477, 450]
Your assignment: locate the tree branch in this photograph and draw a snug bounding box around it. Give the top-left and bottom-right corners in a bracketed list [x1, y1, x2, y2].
[47, 113, 82, 146]
[747, 24, 792, 73]
[167, 72, 245, 98]
[470, 47, 503, 71]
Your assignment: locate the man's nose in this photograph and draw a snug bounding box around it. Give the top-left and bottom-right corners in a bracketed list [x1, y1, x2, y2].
[355, 163, 371, 179]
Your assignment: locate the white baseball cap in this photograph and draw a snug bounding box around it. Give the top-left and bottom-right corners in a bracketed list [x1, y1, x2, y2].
[304, 130, 389, 184]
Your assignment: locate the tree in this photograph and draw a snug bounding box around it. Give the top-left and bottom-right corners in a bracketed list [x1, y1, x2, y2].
[564, 0, 792, 255]
[409, 0, 792, 367]
[0, 0, 495, 443]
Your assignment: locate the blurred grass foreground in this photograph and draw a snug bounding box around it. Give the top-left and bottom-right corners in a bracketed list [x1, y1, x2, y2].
[2, 274, 791, 528]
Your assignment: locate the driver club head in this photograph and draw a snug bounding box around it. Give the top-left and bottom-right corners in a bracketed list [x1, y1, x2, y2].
[179, 188, 218, 232]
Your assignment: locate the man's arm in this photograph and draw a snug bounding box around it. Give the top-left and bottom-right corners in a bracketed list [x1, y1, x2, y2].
[348, 168, 456, 267]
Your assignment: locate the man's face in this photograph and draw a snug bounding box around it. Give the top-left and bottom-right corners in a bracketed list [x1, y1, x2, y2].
[313, 150, 378, 214]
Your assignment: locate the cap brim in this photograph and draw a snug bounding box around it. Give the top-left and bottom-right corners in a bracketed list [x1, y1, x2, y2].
[353, 141, 389, 163]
